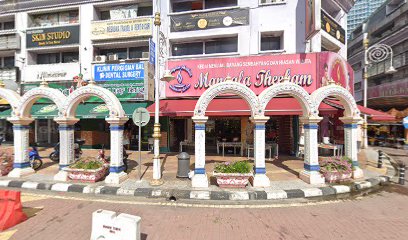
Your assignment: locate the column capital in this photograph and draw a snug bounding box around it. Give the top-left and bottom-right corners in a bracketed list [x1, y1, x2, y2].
[339, 117, 362, 125]
[299, 116, 322, 125]
[192, 116, 208, 124]
[106, 117, 129, 126]
[250, 116, 270, 124]
[54, 117, 79, 126]
[7, 117, 33, 126]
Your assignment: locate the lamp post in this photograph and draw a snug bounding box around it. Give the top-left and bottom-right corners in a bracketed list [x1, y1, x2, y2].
[362, 33, 397, 149]
[151, 7, 175, 186]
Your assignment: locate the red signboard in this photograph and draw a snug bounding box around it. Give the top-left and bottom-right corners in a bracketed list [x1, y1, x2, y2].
[368, 80, 408, 99]
[166, 52, 353, 97]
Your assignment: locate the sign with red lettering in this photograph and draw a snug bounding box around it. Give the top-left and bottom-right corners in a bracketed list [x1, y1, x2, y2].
[166, 52, 353, 97]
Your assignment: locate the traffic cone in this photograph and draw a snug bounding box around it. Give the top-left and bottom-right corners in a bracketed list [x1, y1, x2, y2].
[0, 190, 28, 231]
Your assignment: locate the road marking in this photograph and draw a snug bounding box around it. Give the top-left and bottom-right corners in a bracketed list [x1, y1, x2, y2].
[0, 229, 17, 240]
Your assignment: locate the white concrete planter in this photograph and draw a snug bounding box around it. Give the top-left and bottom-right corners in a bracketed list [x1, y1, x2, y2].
[64, 164, 109, 183]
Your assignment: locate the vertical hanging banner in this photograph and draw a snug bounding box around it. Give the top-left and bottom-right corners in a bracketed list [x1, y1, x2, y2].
[305, 0, 321, 40]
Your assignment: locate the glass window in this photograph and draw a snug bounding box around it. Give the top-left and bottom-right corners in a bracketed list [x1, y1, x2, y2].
[205, 37, 237, 54]
[205, 0, 236, 9]
[100, 48, 127, 60]
[31, 10, 79, 27]
[138, 6, 153, 16]
[3, 21, 15, 30]
[100, 11, 111, 20]
[37, 53, 60, 64]
[129, 46, 149, 59]
[261, 33, 282, 51]
[62, 52, 79, 63]
[172, 42, 203, 56]
[3, 56, 14, 67]
[172, 0, 203, 12]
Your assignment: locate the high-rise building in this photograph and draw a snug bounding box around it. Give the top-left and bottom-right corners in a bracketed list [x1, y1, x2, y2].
[347, 0, 386, 39]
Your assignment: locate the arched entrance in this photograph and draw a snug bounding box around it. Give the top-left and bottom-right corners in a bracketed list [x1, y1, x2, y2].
[8, 83, 68, 178]
[258, 80, 325, 184]
[192, 80, 262, 187]
[311, 82, 364, 179]
[63, 82, 128, 184]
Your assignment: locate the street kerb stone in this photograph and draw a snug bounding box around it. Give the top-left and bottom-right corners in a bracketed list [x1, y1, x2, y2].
[331, 185, 351, 194]
[68, 184, 87, 193]
[284, 189, 305, 198]
[265, 190, 287, 200]
[319, 186, 336, 196]
[229, 191, 249, 201]
[21, 181, 39, 189]
[99, 186, 120, 195]
[301, 188, 323, 197]
[190, 190, 210, 200]
[210, 191, 229, 200]
[8, 180, 24, 188]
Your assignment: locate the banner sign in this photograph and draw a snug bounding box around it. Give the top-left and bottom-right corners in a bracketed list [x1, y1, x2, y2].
[305, 0, 321, 40]
[403, 116, 408, 129]
[149, 39, 155, 65]
[166, 52, 354, 97]
[23, 63, 80, 82]
[170, 8, 249, 32]
[94, 63, 144, 81]
[321, 10, 345, 44]
[26, 25, 80, 48]
[367, 79, 408, 99]
[90, 17, 153, 40]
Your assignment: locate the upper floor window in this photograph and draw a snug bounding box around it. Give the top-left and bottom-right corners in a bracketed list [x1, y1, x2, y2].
[1, 56, 14, 68]
[260, 32, 283, 51]
[29, 10, 79, 27]
[36, 51, 78, 64]
[260, 0, 286, 4]
[96, 45, 149, 61]
[98, 4, 153, 20]
[172, 36, 238, 56]
[171, 0, 237, 12]
[0, 21, 15, 30]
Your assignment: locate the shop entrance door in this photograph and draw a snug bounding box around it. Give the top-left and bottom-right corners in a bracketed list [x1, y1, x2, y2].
[173, 119, 186, 151]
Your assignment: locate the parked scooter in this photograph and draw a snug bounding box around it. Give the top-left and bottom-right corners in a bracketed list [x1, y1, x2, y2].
[0, 136, 3, 145]
[29, 145, 43, 170]
[98, 145, 129, 172]
[49, 139, 85, 162]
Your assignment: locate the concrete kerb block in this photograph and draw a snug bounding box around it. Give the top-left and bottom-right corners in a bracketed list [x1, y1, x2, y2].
[190, 190, 210, 200]
[331, 185, 351, 194]
[51, 183, 72, 192]
[117, 188, 136, 196]
[354, 181, 372, 191]
[0, 180, 11, 187]
[301, 188, 323, 198]
[94, 186, 106, 194]
[265, 190, 287, 200]
[229, 191, 249, 200]
[83, 185, 96, 194]
[21, 181, 39, 189]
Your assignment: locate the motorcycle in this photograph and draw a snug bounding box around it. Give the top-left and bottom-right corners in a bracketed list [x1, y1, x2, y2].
[49, 139, 85, 162]
[98, 145, 129, 172]
[29, 145, 43, 170]
[0, 136, 3, 145]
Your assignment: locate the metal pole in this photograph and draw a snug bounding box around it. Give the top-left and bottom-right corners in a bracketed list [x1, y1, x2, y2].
[138, 123, 142, 181]
[362, 32, 369, 149]
[151, 5, 163, 185]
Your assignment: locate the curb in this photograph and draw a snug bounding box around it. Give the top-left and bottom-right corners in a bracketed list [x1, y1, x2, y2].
[0, 175, 391, 201]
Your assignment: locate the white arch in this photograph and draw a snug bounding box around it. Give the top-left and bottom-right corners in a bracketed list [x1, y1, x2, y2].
[194, 81, 261, 117]
[64, 84, 125, 118]
[0, 87, 21, 117]
[311, 84, 360, 117]
[258, 81, 316, 117]
[19, 86, 67, 118]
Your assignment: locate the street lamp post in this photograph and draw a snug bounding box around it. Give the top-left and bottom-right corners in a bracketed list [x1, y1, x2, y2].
[362, 33, 397, 149]
[151, 7, 174, 185]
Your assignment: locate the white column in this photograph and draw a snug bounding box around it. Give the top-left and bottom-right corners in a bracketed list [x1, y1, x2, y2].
[341, 117, 364, 179]
[299, 117, 325, 184]
[7, 118, 35, 178]
[54, 118, 78, 181]
[105, 118, 129, 184]
[191, 116, 208, 188]
[250, 116, 270, 187]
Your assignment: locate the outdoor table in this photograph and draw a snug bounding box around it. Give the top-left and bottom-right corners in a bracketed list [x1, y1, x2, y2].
[246, 143, 277, 160]
[318, 143, 342, 157]
[179, 141, 195, 152]
[217, 141, 243, 157]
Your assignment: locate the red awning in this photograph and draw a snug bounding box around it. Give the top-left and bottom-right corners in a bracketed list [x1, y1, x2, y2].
[324, 99, 395, 121]
[147, 98, 337, 117]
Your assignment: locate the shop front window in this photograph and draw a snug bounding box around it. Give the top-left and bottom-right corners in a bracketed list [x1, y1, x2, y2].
[3, 56, 15, 67]
[36, 52, 78, 64]
[172, 37, 238, 56]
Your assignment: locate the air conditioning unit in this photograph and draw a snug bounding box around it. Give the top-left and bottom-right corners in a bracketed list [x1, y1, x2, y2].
[142, 52, 149, 58]
[108, 54, 119, 61]
[94, 55, 106, 63]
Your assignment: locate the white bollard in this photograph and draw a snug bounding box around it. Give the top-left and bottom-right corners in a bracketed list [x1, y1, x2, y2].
[90, 209, 141, 240]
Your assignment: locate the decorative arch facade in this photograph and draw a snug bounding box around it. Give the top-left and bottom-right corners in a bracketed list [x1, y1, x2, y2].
[0, 88, 22, 116]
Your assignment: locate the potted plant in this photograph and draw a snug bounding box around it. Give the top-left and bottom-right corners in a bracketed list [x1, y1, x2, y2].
[0, 151, 13, 176]
[320, 157, 353, 183]
[213, 161, 253, 188]
[64, 157, 108, 183]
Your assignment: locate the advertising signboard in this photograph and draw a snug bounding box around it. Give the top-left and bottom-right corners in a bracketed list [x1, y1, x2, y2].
[23, 63, 80, 82]
[26, 25, 80, 48]
[90, 17, 153, 40]
[321, 10, 345, 44]
[170, 8, 249, 32]
[305, 0, 321, 40]
[367, 80, 408, 99]
[94, 63, 144, 81]
[165, 52, 354, 98]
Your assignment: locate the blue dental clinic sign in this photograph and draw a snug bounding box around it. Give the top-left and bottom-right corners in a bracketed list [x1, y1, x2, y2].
[94, 63, 144, 81]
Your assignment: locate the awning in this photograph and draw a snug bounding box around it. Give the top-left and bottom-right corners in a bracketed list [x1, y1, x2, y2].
[147, 98, 338, 117]
[76, 102, 151, 119]
[0, 108, 11, 119]
[323, 99, 395, 121]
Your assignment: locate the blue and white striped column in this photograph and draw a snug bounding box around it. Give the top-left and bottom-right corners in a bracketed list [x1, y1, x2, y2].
[54, 124, 75, 181]
[299, 118, 325, 184]
[342, 118, 364, 179]
[251, 116, 270, 187]
[192, 116, 208, 188]
[8, 120, 35, 178]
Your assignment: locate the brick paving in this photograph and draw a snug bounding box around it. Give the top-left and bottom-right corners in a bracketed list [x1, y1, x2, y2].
[1, 184, 408, 240]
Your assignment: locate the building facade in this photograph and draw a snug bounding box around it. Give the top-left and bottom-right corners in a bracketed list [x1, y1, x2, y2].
[347, 0, 386, 40]
[348, 0, 408, 144]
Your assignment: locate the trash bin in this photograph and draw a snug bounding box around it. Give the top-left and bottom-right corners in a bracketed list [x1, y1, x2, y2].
[177, 152, 190, 178]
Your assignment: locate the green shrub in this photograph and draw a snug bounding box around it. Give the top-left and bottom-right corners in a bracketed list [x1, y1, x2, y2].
[214, 161, 252, 174]
[70, 157, 103, 170]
